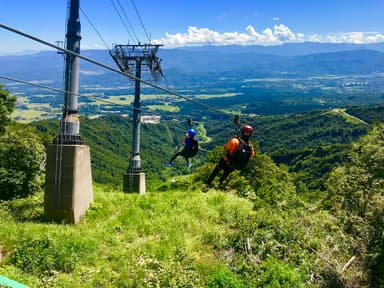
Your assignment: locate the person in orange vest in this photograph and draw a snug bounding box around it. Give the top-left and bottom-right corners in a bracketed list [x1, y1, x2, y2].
[205, 125, 254, 190]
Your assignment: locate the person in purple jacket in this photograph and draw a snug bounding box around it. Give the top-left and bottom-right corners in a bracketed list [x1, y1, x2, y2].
[166, 128, 198, 167]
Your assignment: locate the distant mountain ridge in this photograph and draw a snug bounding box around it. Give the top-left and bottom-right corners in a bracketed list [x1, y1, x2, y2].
[1, 42, 384, 84]
[173, 41, 384, 56]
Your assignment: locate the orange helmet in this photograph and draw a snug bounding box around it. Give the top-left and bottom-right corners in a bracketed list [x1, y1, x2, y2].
[241, 125, 253, 136]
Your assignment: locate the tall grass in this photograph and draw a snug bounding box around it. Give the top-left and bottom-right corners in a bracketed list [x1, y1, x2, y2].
[0, 184, 254, 287]
[0, 174, 355, 287]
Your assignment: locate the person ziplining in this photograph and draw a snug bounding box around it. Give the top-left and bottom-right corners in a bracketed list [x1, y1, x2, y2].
[204, 124, 254, 191]
[166, 127, 199, 167]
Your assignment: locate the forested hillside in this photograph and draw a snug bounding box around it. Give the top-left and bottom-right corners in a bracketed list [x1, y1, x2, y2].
[32, 105, 372, 192]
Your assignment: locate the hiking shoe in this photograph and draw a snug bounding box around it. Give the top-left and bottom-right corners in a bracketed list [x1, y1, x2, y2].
[166, 161, 172, 166]
[186, 162, 192, 167]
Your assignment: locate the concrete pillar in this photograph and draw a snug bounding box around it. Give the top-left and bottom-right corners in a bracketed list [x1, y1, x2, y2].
[123, 172, 146, 195]
[44, 144, 93, 224]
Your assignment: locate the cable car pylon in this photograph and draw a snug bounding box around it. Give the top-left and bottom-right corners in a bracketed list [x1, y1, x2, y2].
[110, 43, 163, 194]
[44, 0, 93, 223]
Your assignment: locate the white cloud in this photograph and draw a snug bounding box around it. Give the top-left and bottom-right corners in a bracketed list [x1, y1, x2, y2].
[273, 24, 296, 41]
[309, 32, 384, 44]
[153, 24, 384, 47]
[246, 25, 271, 42]
[272, 17, 280, 21]
[366, 33, 384, 43]
[308, 34, 321, 42]
[297, 33, 305, 41]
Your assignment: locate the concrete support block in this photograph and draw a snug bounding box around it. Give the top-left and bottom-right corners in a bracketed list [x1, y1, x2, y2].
[123, 172, 146, 195]
[44, 144, 93, 224]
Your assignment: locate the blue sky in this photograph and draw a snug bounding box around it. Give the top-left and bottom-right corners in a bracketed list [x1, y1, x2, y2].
[0, 0, 383, 55]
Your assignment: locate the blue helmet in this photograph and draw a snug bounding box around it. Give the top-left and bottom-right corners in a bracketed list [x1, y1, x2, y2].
[188, 128, 196, 137]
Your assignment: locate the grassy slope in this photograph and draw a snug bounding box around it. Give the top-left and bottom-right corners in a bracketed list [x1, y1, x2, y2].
[0, 179, 353, 288]
[0, 183, 254, 287]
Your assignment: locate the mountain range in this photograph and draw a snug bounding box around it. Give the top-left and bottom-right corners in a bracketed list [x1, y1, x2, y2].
[1, 42, 384, 85]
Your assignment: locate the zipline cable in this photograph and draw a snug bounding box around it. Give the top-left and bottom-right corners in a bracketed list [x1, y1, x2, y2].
[0, 74, 179, 118]
[130, 0, 151, 43]
[80, 7, 111, 50]
[0, 74, 233, 153]
[0, 22, 232, 118]
[114, 0, 140, 43]
[0, 75, 131, 108]
[109, 0, 138, 43]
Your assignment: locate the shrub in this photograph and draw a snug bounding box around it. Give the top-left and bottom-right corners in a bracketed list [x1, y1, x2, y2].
[205, 264, 244, 288]
[257, 257, 305, 288]
[0, 124, 45, 200]
[0, 84, 16, 135]
[327, 123, 384, 286]
[8, 238, 77, 275]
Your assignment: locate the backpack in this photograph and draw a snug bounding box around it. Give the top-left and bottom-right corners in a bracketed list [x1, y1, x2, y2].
[183, 138, 199, 157]
[228, 139, 252, 169]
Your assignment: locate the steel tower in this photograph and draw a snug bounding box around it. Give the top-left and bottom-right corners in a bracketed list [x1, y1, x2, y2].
[110, 44, 162, 193]
[44, 0, 93, 223]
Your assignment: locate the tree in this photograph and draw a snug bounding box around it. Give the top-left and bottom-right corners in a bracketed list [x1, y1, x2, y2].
[328, 123, 384, 219]
[242, 151, 299, 208]
[0, 84, 16, 135]
[0, 85, 45, 200]
[0, 124, 46, 200]
[327, 123, 384, 286]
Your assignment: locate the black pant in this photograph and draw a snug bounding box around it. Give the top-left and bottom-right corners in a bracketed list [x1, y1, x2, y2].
[170, 149, 189, 163]
[207, 157, 235, 185]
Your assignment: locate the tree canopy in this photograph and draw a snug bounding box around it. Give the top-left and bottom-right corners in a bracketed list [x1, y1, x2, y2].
[0, 85, 45, 200]
[0, 84, 16, 135]
[327, 123, 384, 286]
